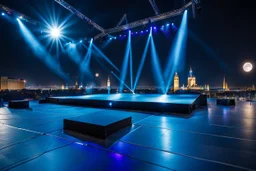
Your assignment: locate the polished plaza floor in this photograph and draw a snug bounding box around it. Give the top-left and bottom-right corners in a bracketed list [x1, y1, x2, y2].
[0, 99, 256, 171]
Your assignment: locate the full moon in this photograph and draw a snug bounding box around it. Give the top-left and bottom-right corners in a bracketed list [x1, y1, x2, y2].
[243, 62, 253, 72]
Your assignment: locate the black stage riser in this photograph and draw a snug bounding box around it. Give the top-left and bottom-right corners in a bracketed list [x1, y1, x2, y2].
[48, 98, 196, 114]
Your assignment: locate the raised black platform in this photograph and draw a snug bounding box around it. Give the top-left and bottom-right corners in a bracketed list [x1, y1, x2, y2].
[216, 99, 236, 106]
[64, 112, 132, 139]
[48, 94, 202, 114]
[39, 99, 48, 104]
[8, 100, 29, 109]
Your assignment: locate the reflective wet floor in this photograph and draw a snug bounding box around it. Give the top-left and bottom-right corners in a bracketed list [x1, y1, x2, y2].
[0, 99, 255, 171]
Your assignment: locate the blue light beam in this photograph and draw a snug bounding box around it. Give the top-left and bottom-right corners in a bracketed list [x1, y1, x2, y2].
[119, 31, 131, 93]
[92, 44, 120, 72]
[80, 39, 93, 81]
[66, 43, 82, 65]
[17, 20, 69, 81]
[150, 28, 165, 94]
[164, 10, 188, 94]
[133, 34, 151, 91]
[129, 31, 133, 90]
[111, 71, 133, 93]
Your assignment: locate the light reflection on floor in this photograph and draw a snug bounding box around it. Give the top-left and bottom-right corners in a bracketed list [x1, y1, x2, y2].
[0, 99, 256, 171]
[52, 93, 199, 104]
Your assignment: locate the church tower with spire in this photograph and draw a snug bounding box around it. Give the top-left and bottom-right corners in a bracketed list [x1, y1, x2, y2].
[223, 76, 229, 91]
[174, 72, 179, 92]
[107, 76, 111, 94]
[188, 67, 196, 88]
[223, 76, 226, 89]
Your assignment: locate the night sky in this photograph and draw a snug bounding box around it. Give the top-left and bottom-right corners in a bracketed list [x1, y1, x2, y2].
[0, 0, 255, 88]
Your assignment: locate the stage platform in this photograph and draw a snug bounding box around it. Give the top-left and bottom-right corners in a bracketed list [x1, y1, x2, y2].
[64, 112, 132, 139]
[47, 94, 203, 114]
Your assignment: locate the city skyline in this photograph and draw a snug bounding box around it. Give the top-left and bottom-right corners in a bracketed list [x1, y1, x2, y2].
[0, 0, 256, 88]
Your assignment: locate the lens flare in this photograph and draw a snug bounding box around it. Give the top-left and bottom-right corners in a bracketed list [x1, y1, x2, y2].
[50, 27, 61, 38]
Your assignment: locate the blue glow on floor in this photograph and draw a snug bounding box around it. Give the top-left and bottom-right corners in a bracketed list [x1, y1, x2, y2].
[53, 94, 199, 104]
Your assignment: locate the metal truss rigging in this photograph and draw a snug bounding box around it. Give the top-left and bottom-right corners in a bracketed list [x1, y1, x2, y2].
[149, 0, 160, 15]
[54, 0, 105, 33]
[0, 4, 40, 25]
[94, 1, 193, 40]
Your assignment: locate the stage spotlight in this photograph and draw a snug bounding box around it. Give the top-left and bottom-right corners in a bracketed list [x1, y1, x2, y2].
[1, 13, 5, 16]
[172, 23, 174, 25]
[166, 24, 170, 27]
[50, 27, 61, 39]
[110, 38, 112, 40]
[19, 16, 23, 19]
[154, 27, 156, 29]
[136, 32, 138, 34]
[109, 102, 112, 107]
[80, 40, 83, 43]
[16, 18, 19, 21]
[141, 31, 143, 33]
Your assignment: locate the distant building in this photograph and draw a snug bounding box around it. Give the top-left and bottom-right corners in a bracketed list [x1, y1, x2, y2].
[207, 84, 210, 91]
[252, 85, 255, 91]
[107, 76, 111, 94]
[0, 76, 25, 90]
[107, 76, 111, 87]
[187, 67, 196, 88]
[75, 81, 79, 89]
[223, 76, 229, 91]
[173, 72, 179, 92]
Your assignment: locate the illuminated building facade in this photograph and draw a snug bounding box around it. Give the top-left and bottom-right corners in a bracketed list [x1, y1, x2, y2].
[223, 76, 229, 91]
[75, 81, 79, 89]
[187, 67, 196, 88]
[0, 77, 25, 90]
[107, 77, 111, 87]
[107, 76, 111, 94]
[173, 72, 179, 92]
